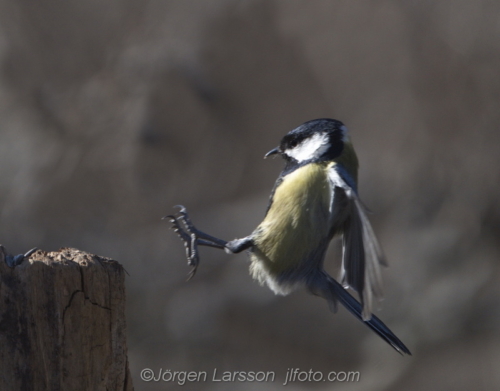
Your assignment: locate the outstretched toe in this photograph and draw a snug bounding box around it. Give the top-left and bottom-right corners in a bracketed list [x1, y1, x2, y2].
[165, 205, 228, 280]
[165, 208, 200, 280]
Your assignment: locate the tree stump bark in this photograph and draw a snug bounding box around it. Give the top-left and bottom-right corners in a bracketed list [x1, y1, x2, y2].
[0, 246, 133, 391]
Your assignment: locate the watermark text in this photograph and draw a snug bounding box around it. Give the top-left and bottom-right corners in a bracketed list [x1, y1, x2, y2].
[139, 368, 360, 386]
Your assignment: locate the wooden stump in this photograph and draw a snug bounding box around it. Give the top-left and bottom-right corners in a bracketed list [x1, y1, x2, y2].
[0, 247, 133, 391]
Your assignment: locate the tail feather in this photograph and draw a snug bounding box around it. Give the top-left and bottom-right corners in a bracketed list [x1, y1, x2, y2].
[322, 275, 411, 355]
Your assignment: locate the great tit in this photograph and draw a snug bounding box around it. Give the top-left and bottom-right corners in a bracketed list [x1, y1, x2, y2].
[166, 118, 411, 355]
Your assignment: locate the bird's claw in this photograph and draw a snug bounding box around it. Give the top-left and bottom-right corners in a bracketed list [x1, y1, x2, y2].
[164, 206, 200, 280]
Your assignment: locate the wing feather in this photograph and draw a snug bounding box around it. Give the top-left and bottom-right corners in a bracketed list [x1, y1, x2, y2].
[328, 165, 386, 321]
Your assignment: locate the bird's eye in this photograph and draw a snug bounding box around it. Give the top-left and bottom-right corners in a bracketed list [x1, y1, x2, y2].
[290, 140, 298, 148]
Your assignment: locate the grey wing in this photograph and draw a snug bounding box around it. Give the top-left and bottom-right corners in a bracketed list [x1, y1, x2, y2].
[328, 167, 387, 321]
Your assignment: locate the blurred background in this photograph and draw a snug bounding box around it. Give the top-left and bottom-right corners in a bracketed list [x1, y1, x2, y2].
[1, 0, 500, 389]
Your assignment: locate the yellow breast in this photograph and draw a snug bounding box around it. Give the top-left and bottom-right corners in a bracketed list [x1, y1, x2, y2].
[251, 163, 332, 277]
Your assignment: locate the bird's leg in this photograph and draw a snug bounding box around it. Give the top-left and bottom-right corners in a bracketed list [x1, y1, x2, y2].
[165, 206, 228, 280]
[225, 237, 253, 253]
[165, 206, 254, 280]
[169, 205, 228, 248]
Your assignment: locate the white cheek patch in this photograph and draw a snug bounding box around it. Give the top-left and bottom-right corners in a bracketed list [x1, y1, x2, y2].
[286, 132, 330, 162]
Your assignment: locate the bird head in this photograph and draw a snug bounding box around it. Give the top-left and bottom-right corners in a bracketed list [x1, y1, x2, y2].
[265, 119, 358, 181]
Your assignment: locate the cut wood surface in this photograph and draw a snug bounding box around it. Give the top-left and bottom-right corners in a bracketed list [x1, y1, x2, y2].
[0, 246, 133, 391]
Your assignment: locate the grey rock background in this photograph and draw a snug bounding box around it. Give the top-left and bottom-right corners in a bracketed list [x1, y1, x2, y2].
[1, 1, 499, 390]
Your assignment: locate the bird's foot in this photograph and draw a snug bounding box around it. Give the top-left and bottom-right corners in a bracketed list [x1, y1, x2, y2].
[166, 205, 218, 280]
[164, 206, 200, 280]
[164, 205, 229, 280]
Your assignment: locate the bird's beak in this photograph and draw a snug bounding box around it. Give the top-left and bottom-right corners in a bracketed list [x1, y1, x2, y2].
[264, 147, 280, 159]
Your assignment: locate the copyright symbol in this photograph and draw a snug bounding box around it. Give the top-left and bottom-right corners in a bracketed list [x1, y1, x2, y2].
[140, 368, 155, 382]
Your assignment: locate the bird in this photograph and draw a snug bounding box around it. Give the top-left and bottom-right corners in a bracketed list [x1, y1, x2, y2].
[166, 118, 411, 355]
